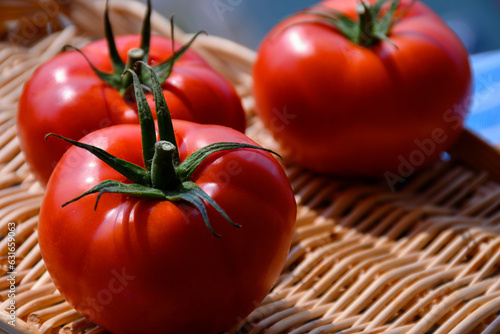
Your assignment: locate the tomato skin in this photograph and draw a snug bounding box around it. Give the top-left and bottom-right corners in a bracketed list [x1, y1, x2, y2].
[18, 34, 246, 185]
[38, 120, 296, 334]
[253, 0, 472, 177]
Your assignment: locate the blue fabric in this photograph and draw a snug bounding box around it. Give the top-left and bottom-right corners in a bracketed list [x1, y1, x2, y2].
[466, 50, 500, 144]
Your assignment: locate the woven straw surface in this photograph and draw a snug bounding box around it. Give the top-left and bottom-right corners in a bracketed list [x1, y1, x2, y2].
[1, 1, 500, 333]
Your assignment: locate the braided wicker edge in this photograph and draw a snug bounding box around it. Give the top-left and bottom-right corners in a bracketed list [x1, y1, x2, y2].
[1, 1, 500, 334]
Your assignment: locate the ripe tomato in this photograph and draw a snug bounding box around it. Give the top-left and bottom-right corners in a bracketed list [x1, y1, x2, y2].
[18, 18, 245, 185]
[38, 66, 296, 333]
[253, 0, 471, 185]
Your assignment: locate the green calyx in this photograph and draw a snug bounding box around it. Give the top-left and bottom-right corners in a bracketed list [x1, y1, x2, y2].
[46, 63, 279, 237]
[63, 0, 206, 95]
[299, 0, 415, 47]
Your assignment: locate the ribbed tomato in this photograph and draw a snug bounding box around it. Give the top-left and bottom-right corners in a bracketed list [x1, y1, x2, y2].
[253, 0, 471, 187]
[18, 1, 245, 185]
[38, 68, 296, 334]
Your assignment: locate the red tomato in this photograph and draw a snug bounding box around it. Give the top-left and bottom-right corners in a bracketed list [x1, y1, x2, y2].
[38, 120, 296, 334]
[18, 34, 246, 185]
[253, 0, 471, 185]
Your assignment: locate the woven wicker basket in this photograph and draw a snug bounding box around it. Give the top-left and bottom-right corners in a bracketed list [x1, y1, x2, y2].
[1, 1, 500, 333]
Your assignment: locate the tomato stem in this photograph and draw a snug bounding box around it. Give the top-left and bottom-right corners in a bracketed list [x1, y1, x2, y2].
[121, 48, 146, 95]
[358, 1, 378, 46]
[65, 0, 203, 97]
[151, 141, 181, 191]
[298, 0, 407, 47]
[54, 65, 277, 237]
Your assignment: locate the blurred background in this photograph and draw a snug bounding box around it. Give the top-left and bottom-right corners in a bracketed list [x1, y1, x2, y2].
[155, 0, 500, 54]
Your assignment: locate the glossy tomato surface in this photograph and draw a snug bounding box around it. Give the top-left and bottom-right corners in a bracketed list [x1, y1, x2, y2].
[18, 35, 246, 185]
[38, 120, 296, 334]
[253, 0, 472, 180]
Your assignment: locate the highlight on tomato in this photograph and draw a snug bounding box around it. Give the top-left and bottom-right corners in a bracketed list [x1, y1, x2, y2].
[17, 0, 246, 186]
[253, 0, 472, 187]
[38, 64, 296, 334]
